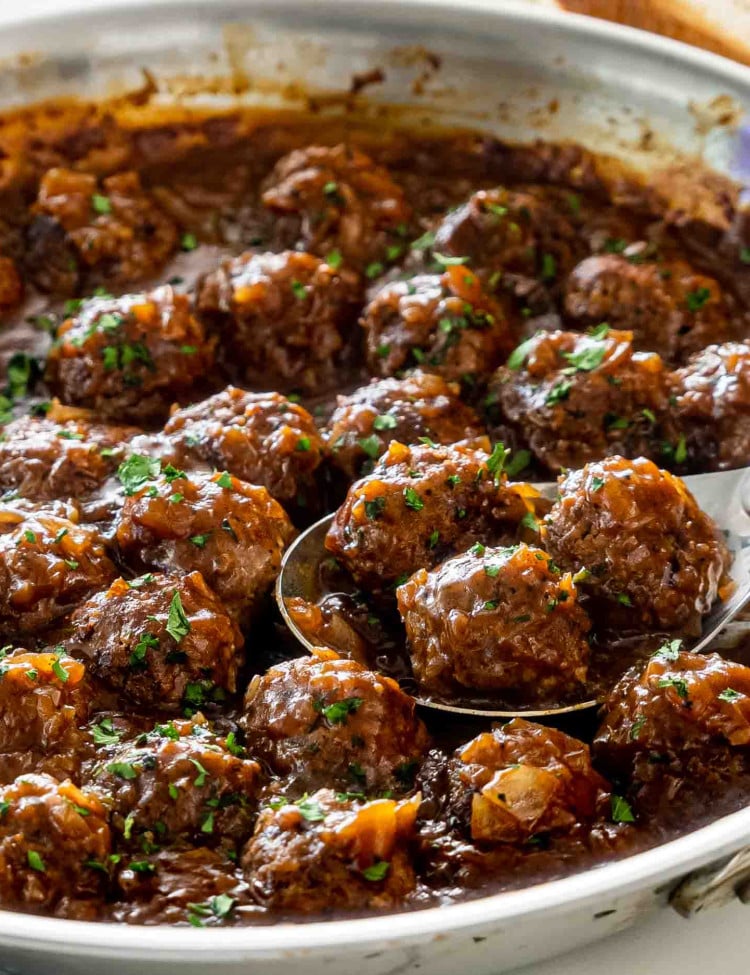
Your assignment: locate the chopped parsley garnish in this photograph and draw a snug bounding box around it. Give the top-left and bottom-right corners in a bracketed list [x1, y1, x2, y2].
[521, 510, 539, 532]
[410, 229, 436, 251]
[166, 591, 191, 644]
[325, 249, 343, 270]
[616, 593, 632, 607]
[296, 797, 325, 822]
[91, 193, 111, 215]
[296, 436, 311, 452]
[630, 715, 646, 741]
[162, 464, 186, 483]
[91, 717, 122, 746]
[180, 232, 198, 251]
[719, 688, 742, 702]
[657, 676, 689, 699]
[364, 497, 386, 520]
[507, 336, 537, 371]
[740, 246, 750, 265]
[427, 529, 440, 549]
[674, 435, 687, 464]
[546, 379, 572, 405]
[540, 253, 557, 280]
[562, 340, 607, 372]
[358, 435, 381, 459]
[484, 600, 499, 611]
[653, 639, 682, 662]
[190, 759, 209, 788]
[685, 286, 711, 312]
[117, 454, 160, 495]
[485, 442, 510, 479]
[362, 860, 390, 882]
[610, 795, 635, 824]
[64, 559, 79, 570]
[52, 658, 69, 683]
[290, 279, 307, 300]
[107, 761, 138, 781]
[433, 252, 469, 268]
[484, 564, 501, 578]
[189, 533, 211, 548]
[130, 632, 158, 668]
[215, 471, 233, 489]
[23, 530, 37, 544]
[403, 486, 424, 511]
[373, 413, 398, 432]
[313, 696, 363, 725]
[590, 476, 605, 492]
[224, 732, 245, 757]
[27, 850, 46, 872]
[365, 262, 385, 279]
[505, 449, 531, 478]
[57, 429, 84, 440]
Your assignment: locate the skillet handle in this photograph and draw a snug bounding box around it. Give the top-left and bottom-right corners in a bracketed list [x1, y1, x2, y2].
[671, 847, 750, 916]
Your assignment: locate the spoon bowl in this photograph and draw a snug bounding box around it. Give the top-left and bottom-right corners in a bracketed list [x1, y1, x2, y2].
[276, 467, 750, 719]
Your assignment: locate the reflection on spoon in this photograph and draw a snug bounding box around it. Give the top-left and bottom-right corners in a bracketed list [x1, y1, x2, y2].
[276, 468, 750, 719]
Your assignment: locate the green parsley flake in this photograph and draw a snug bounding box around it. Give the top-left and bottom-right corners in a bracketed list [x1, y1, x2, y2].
[610, 795, 635, 824]
[190, 533, 211, 548]
[296, 436, 311, 452]
[166, 591, 191, 644]
[358, 435, 381, 459]
[325, 249, 343, 270]
[373, 413, 398, 432]
[297, 797, 325, 822]
[107, 761, 138, 781]
[117, 454, 160, 495]
[719, 688, 742, 702]
[290, 279, 307, 300]
[362, 860, 390, 882]
[91, 193, 112, 215]
[685, 286, 711, 312]
[314, 696, 363, 725]
[180, 232, 198, 252]
[403, 487, 424, 511]
[27, 850, 46, 872]
[216, 471, 233, 489]
[130, 632, 158, 668]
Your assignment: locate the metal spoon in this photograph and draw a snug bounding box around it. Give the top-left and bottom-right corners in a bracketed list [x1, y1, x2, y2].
[276, 467, 750, 719]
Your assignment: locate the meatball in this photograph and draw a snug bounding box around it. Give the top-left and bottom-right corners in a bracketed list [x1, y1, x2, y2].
[162, 387, 326, 508]
[68, 572, 243, 711]
[0, 506, 116, 636]
[668, 342, 750, 471]
[0, 648, 90, 784]
[31, 168, 178, 290]
[112, 847, 249, 925]
[0, 773, 110, 914]
[0, 413, 137, 510]
[544, 456, 732, 634]
[564, 255, 732, 363]
[397, 543, 590, 697]
[261, 144, 412, 268]
[115, 463, 295, 623]
[450, 719, 610, 845]
[241, 648, 429, 795]
[46, 286, 213, 423]
[361, 265, 515, 384]
[197, 250, 361, 395]
[488, 327, 670, 472]
[85, 715, 261, 848]
[327, 371, 486, 480]
[325, 440, 535, 591]
[242, 788, 419, 913]
[431, 186, 580, 282]
[594, 647, 750, 776]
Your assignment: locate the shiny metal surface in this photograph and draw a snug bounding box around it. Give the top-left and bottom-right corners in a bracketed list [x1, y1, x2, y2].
[0, 2, 749, 973]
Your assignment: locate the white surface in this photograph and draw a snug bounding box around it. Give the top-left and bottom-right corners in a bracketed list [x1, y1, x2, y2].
[0, 0, 749, 972]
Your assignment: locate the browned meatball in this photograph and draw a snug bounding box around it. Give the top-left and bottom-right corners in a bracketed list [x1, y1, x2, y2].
[115, 463, 295, 623]
[0, 773, 110, 914]
[668, 342, 750, 471]
[241, 648, 429, 795]
[261, 144, 412, 268]
[68, 572, 244, 710]
[0, 413, 137, 510]
[450, 719, 611, 845]
[32, 168, 178, 290]
[242, 788, 420, 913]
[46, 286, 214, 423]
[397, 543, 590, 698]
[361, 265, 515, 384]
[431, 186, 580, 282]
[325, 441, 536, 591]
[488, 328, 670, 472]
[197, 251, 361, 394]
[163, 387, 326, 508]
[595, 648, 750, 780]
[85, 714, 261, 848]
[0, 506, 116, 637]
[112, 847, 249, 925]
[327, 371, 487, 480]
[564, 255, 732, 363]
[0, 648, 90, 784]
[544, 456, 732, 634]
